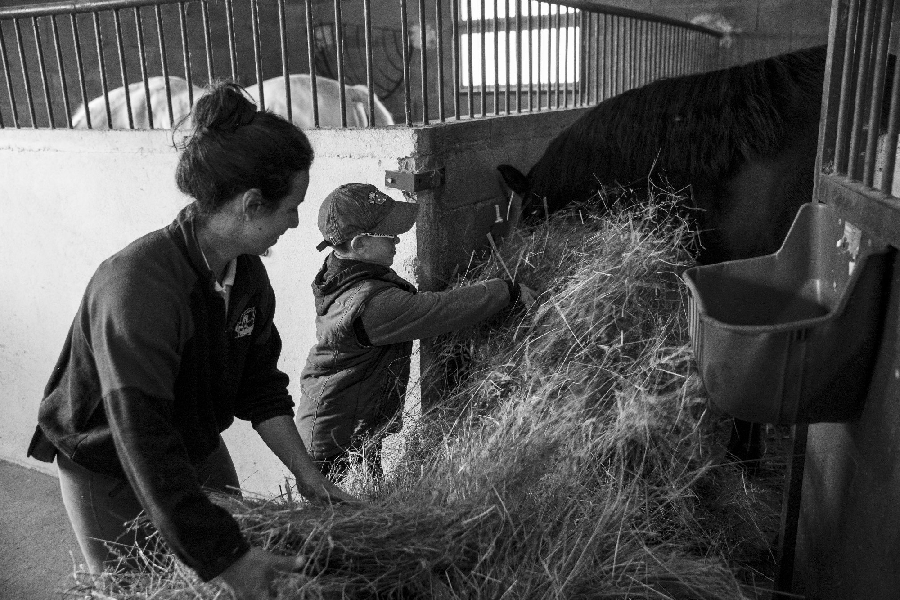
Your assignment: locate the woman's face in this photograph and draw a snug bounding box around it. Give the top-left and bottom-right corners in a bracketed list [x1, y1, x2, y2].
[244, 171, 310, 255]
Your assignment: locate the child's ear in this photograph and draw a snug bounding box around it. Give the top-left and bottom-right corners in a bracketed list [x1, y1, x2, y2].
[349, 236, 367, 252]
[240, 188, 266, 219]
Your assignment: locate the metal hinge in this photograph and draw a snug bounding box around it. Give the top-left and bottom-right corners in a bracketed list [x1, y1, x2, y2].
[384, 168, 445, 192]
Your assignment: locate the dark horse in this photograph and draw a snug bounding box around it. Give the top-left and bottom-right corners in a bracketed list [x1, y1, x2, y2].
[498, 46, 830, 466]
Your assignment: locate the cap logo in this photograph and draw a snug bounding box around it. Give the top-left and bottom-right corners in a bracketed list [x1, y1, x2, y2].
[368, 191, 389, 205]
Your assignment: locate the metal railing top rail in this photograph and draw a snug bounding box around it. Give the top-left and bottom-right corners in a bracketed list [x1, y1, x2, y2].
[0, 0, 187, 19]
[548, 0, 723, 38]
[0, 0, 725, 37]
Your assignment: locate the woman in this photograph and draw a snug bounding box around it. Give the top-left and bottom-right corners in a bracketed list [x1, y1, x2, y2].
[26, 82, 352, 598]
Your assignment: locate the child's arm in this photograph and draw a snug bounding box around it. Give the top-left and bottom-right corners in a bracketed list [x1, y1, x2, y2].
[359, 278, 514, 345]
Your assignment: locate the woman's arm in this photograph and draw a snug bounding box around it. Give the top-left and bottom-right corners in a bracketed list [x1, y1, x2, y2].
[256, 415, 357, 503]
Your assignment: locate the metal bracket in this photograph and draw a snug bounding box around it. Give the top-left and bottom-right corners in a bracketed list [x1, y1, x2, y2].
[384, 168, 445, 192]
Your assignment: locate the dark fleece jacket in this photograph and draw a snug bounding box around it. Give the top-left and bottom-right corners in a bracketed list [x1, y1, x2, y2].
[27, 205, 294, 581]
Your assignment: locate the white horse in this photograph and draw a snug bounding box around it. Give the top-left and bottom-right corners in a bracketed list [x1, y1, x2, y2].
[247, 74, 394, 128]
[72, 74, 394, 129]
[71, 75, 200, 129]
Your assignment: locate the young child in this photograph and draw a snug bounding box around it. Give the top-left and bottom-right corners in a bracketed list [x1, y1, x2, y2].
[296, 182, 533, 479]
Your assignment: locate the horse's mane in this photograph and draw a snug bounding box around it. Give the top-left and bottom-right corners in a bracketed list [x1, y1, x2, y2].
[530, 45, 826, 200]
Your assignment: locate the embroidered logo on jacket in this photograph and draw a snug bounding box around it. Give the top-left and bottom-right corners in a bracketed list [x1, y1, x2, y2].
[235, 307, 256, 338]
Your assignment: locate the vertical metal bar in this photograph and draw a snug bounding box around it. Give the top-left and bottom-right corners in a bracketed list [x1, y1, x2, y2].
[155, 4, 173, 127]
[479, 0, 486, 116]
[178, 2, 193, 107]
[334, 0, 348, 126]
[493, 0, 498, 114]
[250, 0, 264, 110]
[225, 0, 238, 81]
[32, 17, 54, 128]
[600, 12, 607, 101]
[773, 424, 808, 596]
[277, 0, 291, 123]
[847, 0, 878, 180]
[627, 17, 634, 90]
[112, 10, 132, 129]
[14, 19, 36, 126]
[610, 15, 623, 96]
[515, 0, 521, 113]
[399, 0, 412, 125]
[863, 0, 894, 187]
[364, 0, 376, 125]
[304, 0, 319, 127]
[465, 0, 473, 117]
[504, 0, 510, 113]
[419, 0, 430, 123]
[0, 23, 18, 127]
[436, 0, 445, 121]
[451, 0, 460, 119]
[50, 16, 71, 128]
[70, 14, 88, 129]
[527, 0, 533, 110]
[201, 0, 214, 83]
[134, 7, 152, 129]
[562, 7, 568, 108]
[90, 12, 112, 128]
[881, 53, 900, 194]
[554, 4, 560, 107]
[535, 0, 541, 110]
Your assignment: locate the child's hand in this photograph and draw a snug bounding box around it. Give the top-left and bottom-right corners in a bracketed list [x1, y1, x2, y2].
[518, 283, 537, 310]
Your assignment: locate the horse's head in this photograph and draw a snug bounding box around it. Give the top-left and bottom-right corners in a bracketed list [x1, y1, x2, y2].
[497, 164, 548, 223]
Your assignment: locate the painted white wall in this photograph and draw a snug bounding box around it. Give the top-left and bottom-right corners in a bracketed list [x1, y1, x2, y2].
[0, 127, 417, 496]
[0, 109, 582, 497]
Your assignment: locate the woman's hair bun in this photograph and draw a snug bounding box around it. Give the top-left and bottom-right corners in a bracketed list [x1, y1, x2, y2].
[190, 81, 258, 133]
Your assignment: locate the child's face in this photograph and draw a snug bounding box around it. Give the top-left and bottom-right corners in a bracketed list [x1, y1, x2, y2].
[355, 234, 400, 267]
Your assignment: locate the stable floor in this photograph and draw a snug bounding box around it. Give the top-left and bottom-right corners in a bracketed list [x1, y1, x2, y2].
[0, 460, 81, 600]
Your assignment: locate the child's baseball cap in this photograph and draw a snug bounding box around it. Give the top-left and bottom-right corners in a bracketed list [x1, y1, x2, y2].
[316, 183, 419, 251]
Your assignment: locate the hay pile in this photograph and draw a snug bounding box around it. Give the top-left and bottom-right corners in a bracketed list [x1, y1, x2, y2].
[75, 189, 782, 600]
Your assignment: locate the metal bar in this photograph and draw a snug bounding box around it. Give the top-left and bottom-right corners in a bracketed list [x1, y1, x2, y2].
[600, 12, 606, 100]
[277, 0, 290, 123]
[70, 13, 87, 128]
[399, 0, 411, 124]
[32, 17, 54, 127]
[492, 0, 498, 114]
[250, 0, 264, 110]
[435, 0, 445, 121]
[515, 0, 521, 113]
[14, 19, 36, 126]
[527, 0, 532, 110]
[847, 0, 878, 180]
[364, 0, 375, 125]
[133, 6, 151, 128]
[881, 32, 900, 194]
[504, 0, 509, 113]
[177, 2, 192, 107]
[465, 0, 472, 117]
[200, 0, 212, 83]
[479, 0, 485, 116]
[303, 0, 318, 127]
[419, 0, 429, 123]
[0, 23, 18, 127]
[112, 9, 131, 128]
[773, 424, 809, 596]
[224, 0, 237, 81]
[50, 16, 71, 128]
[451, 0, 459, 119]
[90, 12, 112, 128]
[535, 0, 541, 110]
[154, 4, 172, 127]
[554, 4, 560, 107]
[562, 6, 569, 107]
[863, 0, 895, 187]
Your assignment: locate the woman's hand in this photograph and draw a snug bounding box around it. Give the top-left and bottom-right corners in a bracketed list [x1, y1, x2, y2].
[218, 547, 303, 600]
[294, 465, 359, 505]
